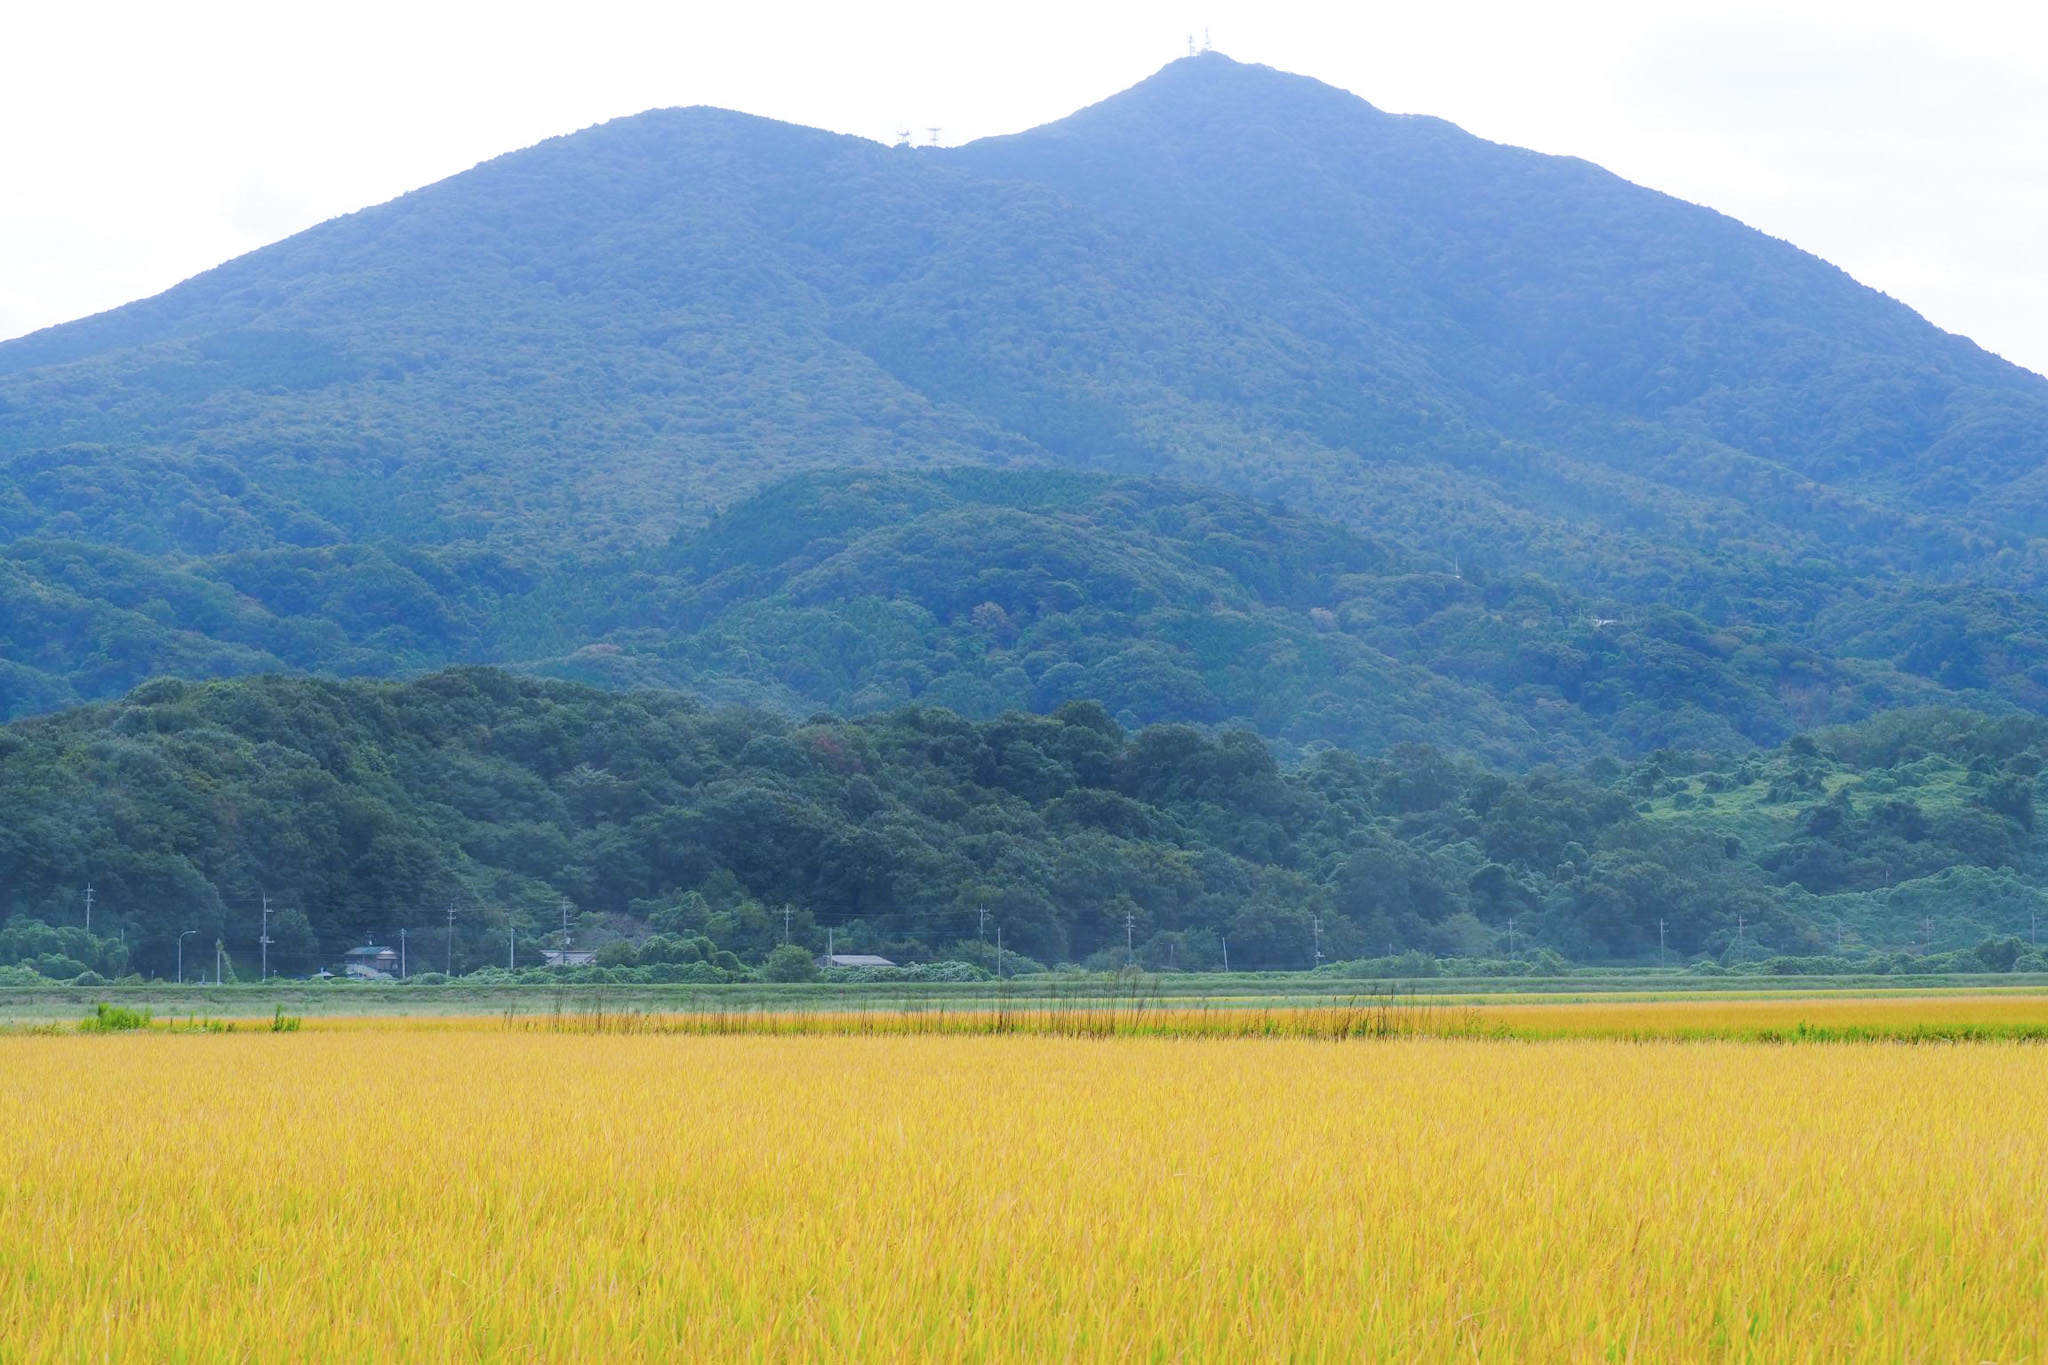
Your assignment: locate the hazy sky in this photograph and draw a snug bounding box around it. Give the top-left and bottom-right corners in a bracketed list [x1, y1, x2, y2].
[4, 0, 2045, 374]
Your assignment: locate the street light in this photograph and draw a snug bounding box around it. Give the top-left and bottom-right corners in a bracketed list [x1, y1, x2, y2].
[178, 930, 196, 984]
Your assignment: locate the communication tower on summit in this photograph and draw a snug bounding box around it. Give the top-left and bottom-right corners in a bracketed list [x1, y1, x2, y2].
[895, 128, 913, 147]
[927, 126, 942, 146]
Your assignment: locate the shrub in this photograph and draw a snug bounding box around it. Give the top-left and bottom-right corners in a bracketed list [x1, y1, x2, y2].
[78, 1002, 150, 1032]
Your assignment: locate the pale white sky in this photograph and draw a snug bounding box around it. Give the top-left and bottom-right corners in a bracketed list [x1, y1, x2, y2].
[4, 0, 2046, 374]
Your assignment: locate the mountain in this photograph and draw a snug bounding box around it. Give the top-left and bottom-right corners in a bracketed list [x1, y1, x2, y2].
[3, 667, 2043, 981]
[3, 53, 2047, 745]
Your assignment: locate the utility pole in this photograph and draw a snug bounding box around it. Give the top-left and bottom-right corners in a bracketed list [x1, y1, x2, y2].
[826, 926, 834, 964]
[447, 906, 456, 975]
[1312, 915, 1323, 969]
[559, 897, 573, 965]
[178, 929, 195, 984]
[1125, 908, 1136, 958]
[1220, 935, 1229, 973]
[400, 928, 407, 980]
[259, 894, 274, 982]
[1507, 916, 1517, 958]
[83, 884, 93, 933]
[782, 904, 793, 944]
[1658, 918, 1666, 967]
[215, 940, 223, 986]
[508, 914, 517, 971]
[977, 906, 991, 948]
[1735, 911, 1745, 959]
[995, 926, 1004, 980]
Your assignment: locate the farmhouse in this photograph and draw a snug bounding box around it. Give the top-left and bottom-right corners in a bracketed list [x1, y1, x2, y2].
[818, 954, 896, 969]
[542, 949, 599, 968]
[343, 946, 399, 980]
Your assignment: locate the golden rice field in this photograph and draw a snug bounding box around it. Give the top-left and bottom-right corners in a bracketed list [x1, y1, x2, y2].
[3, 1018, 2046, 1362]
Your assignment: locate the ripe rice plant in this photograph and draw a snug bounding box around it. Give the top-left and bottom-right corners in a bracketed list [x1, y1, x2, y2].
[1, 1028, 2044, 1360]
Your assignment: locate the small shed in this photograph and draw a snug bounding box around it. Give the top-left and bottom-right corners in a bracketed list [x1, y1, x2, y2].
[818, 954, 896, 969]
[542, 949, 599, 968]
[343, 946, 399, 980]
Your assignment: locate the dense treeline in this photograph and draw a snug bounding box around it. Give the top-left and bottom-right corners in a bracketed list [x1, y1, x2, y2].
[2, 669, 2044, 983]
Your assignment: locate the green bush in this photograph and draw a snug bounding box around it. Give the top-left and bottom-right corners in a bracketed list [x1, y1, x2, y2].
[760, 943, 820, 983]
[78, 1002, 151, 1032]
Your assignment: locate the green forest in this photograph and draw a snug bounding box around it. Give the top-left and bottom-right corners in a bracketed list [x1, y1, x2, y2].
[2, 668, 2044, 984]
[3, 467, 2039, 765]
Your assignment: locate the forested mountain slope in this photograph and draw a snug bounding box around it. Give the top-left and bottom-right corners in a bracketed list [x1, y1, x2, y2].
[2, 54, 2046, 739]
[13, 467, 2031, 761]
[956, 55, 2048, 551]
[3, 668, 2044, 982]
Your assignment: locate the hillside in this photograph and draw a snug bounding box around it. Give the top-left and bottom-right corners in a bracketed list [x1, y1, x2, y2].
[14, 467, 2033, 764]
[1, 669, 2042, 982]
[1, 53, 2046, 750]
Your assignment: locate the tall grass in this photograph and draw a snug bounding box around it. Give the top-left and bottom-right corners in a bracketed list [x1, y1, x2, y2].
[508, 978, 1482, 1039]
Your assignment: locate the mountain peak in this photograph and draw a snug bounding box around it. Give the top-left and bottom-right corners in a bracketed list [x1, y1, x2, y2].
[968, 49, 1385, 155]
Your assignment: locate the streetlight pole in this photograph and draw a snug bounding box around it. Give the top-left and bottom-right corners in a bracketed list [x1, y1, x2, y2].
[178, 930, 195, 984]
